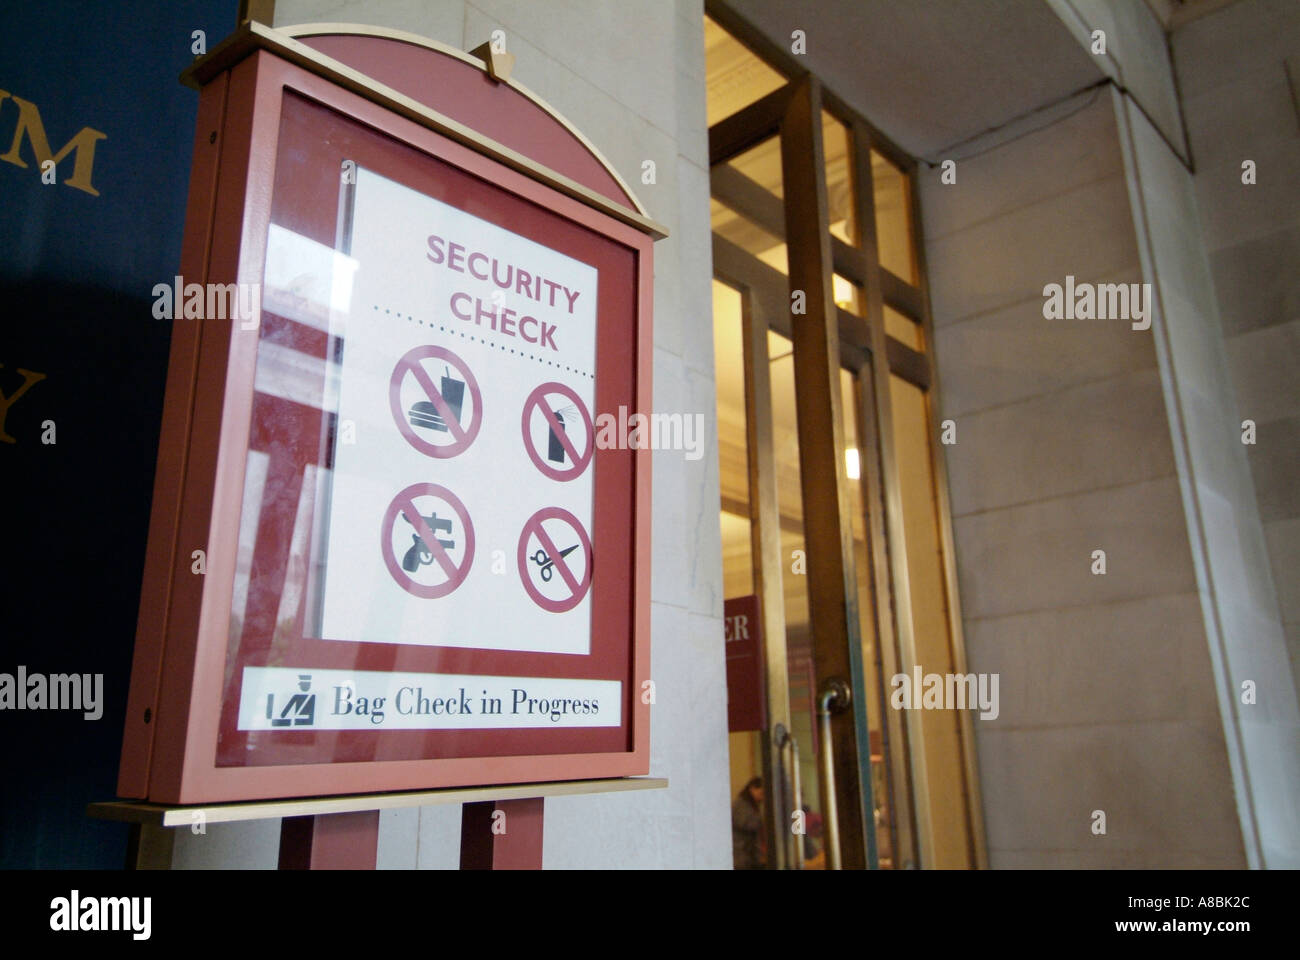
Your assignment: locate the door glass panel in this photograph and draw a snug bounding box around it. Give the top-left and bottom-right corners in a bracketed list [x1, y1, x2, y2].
[711, 135, 787, 276]
[890, 373, 970, 867]
[728, 136, 784, 199]
[885, 304, 922, 351]
[823, 112, 856, 246]
[704, 14, 787, 127]
[840, 367, 897, 867]
[872, 150, 918, 284]
[715, 280, 753, 598]
[711, 198, 788, 276]
[768, 330, 826, 867]
[714, 279, 768, 869]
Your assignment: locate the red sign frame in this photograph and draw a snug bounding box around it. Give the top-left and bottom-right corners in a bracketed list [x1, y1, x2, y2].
[118, 27, 658, 804]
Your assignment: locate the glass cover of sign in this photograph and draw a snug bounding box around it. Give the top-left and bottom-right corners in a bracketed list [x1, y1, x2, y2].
[216, 91, 638, 768]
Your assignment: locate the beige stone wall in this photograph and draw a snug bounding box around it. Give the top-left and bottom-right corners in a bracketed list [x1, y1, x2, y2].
[1056, 0, 1299, 873]
[921, 0, 1300, 869]
[921, 92, 1246, 868]
[1170, 0, 1300, 867]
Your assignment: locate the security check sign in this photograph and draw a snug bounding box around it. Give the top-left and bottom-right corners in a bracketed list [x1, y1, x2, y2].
[316, 167, 598, 656]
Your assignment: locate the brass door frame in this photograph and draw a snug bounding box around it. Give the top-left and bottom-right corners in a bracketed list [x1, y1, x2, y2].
[706, 0, 988, 869]
[777, 74, 877, 871]
[743, 275, 793, 871]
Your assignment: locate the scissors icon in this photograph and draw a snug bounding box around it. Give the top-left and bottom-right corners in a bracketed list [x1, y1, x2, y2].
[531, 544, 579, 582]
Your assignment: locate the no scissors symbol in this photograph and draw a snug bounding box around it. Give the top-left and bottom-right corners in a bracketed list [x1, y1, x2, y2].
[390, 344, 483, 459]
[517, 506, 592, 613]
[521, 381, 593, 482]
[381, 482, 475, 599]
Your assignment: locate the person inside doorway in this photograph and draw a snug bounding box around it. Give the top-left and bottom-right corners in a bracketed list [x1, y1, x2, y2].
[801, 806, 825, 869]
[732, 776, 765, 869]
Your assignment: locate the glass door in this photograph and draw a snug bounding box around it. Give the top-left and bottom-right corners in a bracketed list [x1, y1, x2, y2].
[706, 2, 983, 870]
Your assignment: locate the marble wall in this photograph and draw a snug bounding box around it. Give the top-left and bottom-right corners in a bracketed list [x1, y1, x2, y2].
[919, 0, 1299, 868]
[1167, 0, 1300, 867]
[921, 91, 1246, 868]
[1056, 0, 1298, 872]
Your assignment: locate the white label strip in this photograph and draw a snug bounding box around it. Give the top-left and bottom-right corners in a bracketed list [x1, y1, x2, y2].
[237, 666, 621, 731]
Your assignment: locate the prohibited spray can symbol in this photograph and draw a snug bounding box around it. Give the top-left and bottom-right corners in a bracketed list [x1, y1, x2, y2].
[547, 404, 578, 463]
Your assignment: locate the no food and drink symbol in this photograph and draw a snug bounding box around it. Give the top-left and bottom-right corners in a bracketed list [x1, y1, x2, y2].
[382, 483, 475, 598]
[390, 344, 482, 458]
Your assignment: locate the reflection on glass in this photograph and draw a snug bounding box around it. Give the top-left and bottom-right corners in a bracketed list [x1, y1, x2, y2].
[823, 112, 856, 246]
[833, 273, 861, 316]
[715, 280, 753, 598]
[890, 374, 970, 867]
[839, 367, 896, 867]
[872, 150, 917, 284]
[768, 330, 827, 867]
[704, 15, 787, 128]
[885, 304, 922, 351]
[710, 198, 788, 276]
[711, 136, 787, 276]
[727, 136, 783, 199]
[715, 279, 767, 868]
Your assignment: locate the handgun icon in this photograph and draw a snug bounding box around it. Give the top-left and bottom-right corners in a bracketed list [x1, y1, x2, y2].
[402, 510, 455, 572]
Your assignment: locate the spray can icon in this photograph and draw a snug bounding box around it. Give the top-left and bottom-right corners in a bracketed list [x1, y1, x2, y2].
[546, 404, 580, 463]
[547, 410, 567, 463]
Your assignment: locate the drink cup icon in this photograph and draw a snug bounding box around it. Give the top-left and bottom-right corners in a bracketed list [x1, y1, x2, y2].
[409, 366, 466, 432]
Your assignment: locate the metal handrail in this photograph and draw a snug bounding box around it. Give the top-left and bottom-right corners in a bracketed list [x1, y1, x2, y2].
[817, 678, 851, 870]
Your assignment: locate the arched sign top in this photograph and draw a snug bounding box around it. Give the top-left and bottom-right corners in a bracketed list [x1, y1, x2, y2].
[181, 19, 667, 239]
[282, 23, 648, 218]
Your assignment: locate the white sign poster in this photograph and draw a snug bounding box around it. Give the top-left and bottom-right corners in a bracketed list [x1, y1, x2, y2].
[312, 167, 598, 654]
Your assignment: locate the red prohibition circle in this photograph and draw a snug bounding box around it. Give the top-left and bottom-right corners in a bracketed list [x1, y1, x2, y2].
[521, 381, 595, 482]
[517, 506, 593, 613]
[389, 345, 483, 459]
[381, 482, 475, 599]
